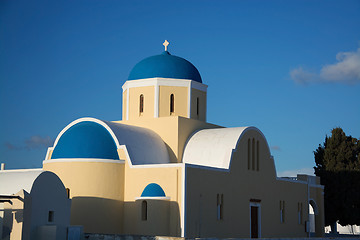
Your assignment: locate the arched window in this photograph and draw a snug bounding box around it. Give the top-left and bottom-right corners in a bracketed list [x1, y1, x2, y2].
[256, 140, 259, 171]
[142, 200, 147, 221]
[248, 139, 251, 170]
[252, 138, 255, 170]
[66, 188, 70, 198]
[196, 97, 199, 116]
[170, 94, 174, 114]
[139, 94, 144, 114]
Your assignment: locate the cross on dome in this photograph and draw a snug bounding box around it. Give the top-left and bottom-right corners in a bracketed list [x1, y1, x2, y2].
[163, 40, 169, 51]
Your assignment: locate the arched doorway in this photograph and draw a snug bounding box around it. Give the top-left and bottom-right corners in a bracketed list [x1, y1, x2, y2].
[309, 199, 318, 236]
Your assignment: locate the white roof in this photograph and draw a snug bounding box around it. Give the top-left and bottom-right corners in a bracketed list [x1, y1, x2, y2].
[0, 169, 43, 195]
[52, 117, 170, 165]
[183, 127, 257, 170]
[104, 120, 170, 165]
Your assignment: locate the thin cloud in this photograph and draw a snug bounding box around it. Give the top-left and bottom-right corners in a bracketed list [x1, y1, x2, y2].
[271, 145, 281, 151]
[290, 47, 360, 84]
[277, 168, 315, 177]
[4, 142, 21, 150]
[25, 135, 53, 149]
[5, 135, 54, 150]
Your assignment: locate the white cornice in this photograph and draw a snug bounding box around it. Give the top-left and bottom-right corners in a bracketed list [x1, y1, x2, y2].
[43, 159, 125, 164]
[122, 78, 208, 92]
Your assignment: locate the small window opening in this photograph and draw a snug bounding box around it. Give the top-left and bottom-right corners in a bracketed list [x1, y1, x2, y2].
[48, 211, 54, 223]
[217, 194, 224, 220]
[139, 94, 144, 115]
[280, 200, 285, 223]
[66, 188, 70, 198]
[196, 97, 199, 117]
[256, 140, 259, 171]
[170, 94, 174, 114]
[252, 138, 255, 170]
[248, 139, 251, 170]
[142, 200, 147, 221]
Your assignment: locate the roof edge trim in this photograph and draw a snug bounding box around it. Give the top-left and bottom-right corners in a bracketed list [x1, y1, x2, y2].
[53, 117, 121, 149]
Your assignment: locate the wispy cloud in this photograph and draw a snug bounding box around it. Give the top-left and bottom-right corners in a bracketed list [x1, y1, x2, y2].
[4, 142, 21, 150]
[5, 135, 54, 150]
[290, 47, 360, 84]
[277, 168, 315, 177]
[271, 145, 281, 151]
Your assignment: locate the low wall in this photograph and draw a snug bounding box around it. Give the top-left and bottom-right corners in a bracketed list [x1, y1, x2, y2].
[84, 234, 359, 240]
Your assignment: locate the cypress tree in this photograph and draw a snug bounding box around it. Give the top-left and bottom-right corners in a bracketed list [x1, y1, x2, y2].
[314, 128, 360, 229]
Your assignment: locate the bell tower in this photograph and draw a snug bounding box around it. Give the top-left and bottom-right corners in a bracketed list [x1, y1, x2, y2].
[122, 41, 207, 121]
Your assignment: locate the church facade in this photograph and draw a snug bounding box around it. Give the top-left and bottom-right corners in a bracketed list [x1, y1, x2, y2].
[2, 42, 325, 239]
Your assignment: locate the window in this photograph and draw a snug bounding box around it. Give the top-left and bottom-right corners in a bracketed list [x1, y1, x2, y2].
[217, 194, 224, 220]
[142, 200, 147, 221]
[196, 97, 199, 117]
[280, 200, 285, 223]
[256, 140, 259, 171]
[298, 202, 303, 224]
[48, 211, 54, 223]
[66, 188, 70, 198]
[139, 94, 144, 114]
[248, 138, 260, 171]
[252, 138, 255, 170]
[170, 94, 174, 114]
[248, 139, 251, 170]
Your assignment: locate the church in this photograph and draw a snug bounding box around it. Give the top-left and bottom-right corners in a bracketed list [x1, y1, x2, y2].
[1, 41, 325, 239]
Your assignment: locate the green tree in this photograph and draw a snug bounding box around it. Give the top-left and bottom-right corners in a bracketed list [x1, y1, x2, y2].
[314, 127, 360, 229]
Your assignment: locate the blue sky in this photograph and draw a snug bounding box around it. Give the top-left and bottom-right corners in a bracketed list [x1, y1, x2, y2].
[1, 0, 359, 176]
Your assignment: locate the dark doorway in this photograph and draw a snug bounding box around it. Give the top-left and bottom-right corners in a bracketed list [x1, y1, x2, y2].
[251, 206, 259, 238]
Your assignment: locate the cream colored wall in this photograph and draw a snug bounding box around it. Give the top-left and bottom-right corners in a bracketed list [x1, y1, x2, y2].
[123, 162, 182, 236]
[135, 199, 170, 236]
[185, 129, 323, 238]
[123, 81, 207, 122]
[159, 86, 188, 118]
[128, 86, 155, 120]
[190, 89, 206, 121]
[43, 161, 124, 234]
[117, 117, 219, 163]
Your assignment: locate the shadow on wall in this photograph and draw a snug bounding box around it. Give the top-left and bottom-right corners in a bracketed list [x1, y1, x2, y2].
[71, 197, 124, 234]
[124, 200, 180, 236]
[1, 211, 12, 239]
[71, 197, 180, 236]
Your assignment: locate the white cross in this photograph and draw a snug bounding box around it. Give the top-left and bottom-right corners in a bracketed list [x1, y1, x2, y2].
[163, 40, 169, 51]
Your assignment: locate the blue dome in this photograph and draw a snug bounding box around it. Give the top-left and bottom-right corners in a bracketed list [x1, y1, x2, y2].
[141, 183, 166, 197]
[128, 51, 202, 83]
[52, 121, 119, 160]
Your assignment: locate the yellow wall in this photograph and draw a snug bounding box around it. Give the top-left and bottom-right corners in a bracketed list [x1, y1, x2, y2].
[135, 199, 171, 236]
[190, 88, 206, 121]
[123, 162, 182, 236]
[159, 86, 188, 118]
[123, 80, 207, 122]
[43, 161, 125, 234]
[128, 86, 155, 120]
